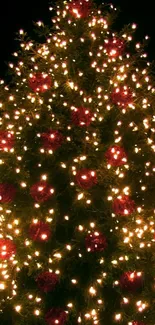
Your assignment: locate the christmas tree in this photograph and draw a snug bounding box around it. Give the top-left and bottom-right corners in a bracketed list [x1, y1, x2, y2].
[0, 0, 155, 324]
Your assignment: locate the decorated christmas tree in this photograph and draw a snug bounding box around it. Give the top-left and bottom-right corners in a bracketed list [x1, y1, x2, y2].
[0, 0, 155, 324]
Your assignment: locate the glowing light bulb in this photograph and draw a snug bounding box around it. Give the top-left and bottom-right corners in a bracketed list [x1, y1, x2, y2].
[15, 305, 22, 312]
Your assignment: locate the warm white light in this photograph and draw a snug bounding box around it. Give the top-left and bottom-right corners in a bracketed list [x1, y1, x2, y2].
[89, 286, 96, 295]
[15, 305, 22, 312]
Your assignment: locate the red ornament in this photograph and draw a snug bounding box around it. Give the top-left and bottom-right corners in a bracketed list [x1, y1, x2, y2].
[28, 72, 52, 93]
[69, 0, 91, 18]
[29, 221, 51, 242]
[111, 86, 133, 108]
[0, 239, 16, 260]
[36, 271, 59, 293]
[105, 145, 127, 167]
[104, 38, 124, 57]
[0, 131, 14, 151]
[85, 232, 107, 252]
[30, 181, 54, 203]
[75, 169, 97, 189]
[45, 308, 67, 325]
[120, 271, 143, 291]
[41, 130, 64, 151]
[112, 195, 136, 216]
[71, 107, 94, 127]
[0, 184, 16, 203]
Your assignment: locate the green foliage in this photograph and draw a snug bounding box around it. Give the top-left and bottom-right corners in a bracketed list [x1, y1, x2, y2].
[0, 1, 155, 325]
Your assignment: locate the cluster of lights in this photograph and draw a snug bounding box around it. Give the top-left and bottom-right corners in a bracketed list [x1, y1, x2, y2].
[0, 0, 154, 324]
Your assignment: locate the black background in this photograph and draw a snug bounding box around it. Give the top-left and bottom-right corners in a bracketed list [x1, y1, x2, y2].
[0, 0, 155, 77]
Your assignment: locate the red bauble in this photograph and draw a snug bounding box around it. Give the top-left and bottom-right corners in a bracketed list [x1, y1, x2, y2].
[104, 38, 124, 57]
[85, 232, 107, 252]
[112, 195, 136, 216]
[69, 0, 91, 18]
[105, 145, 127, 167]
[36, 271, 59, 293]
[120, 271, 143, 292]
[29, 221, 51, 242]
[28, 73, 52, 93]
[0, 239, 16, 259]
[111, 86, 133, 108]
[0, 131, 14, 151]
[0, 184, 16, 203]
[41, 130, 64, 151]
[30, 181, 54, 203]
[45, 308, 67, 325]
[75, 169, 97, 189]
[71, 107, 93, 127]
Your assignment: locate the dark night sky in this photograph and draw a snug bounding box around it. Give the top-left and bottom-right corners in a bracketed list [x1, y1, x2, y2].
[0, 0, 155, 78]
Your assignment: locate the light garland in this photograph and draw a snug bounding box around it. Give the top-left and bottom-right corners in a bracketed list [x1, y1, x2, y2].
[0, 0, 154, 324]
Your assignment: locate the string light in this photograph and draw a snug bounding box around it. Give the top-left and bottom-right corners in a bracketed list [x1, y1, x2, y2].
[0, 0, 154, 323]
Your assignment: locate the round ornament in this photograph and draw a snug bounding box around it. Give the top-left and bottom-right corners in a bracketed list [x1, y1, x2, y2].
[45, 308, 67, 325]
[30, 181, 54, 203]
[111, 86, 133, 108]
[0, 131, 14, 151]
[28, 72, 51, 93]
[69, 0, 91, 18]
[36, 271, 59, 293]
[85, 232, 107, 252]
[105, 145, 127, 166]
[0, 239, 16, 260]
[71, 107, 93, 127]
[112, 195, 136, 216]
[75, 168, 97, 189]
[120, 271, 143, 292]
[29, 221, 51, 242]
[0, 183, 16, 203]
[104, 38, 124, 57]
[41, 130, 64, 151]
